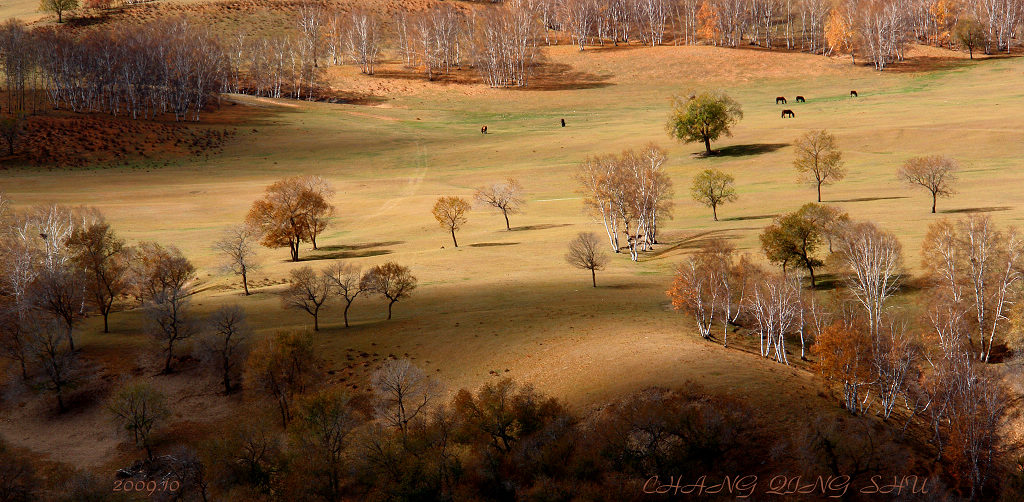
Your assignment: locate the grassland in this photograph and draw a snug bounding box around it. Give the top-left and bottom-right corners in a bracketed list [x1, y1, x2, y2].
[3, 41, 1024, 470]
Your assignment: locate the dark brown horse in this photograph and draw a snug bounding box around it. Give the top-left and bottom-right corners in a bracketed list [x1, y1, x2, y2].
[481, 125, 488, 134]
[850, 90, 858, 97]
[781, 109, 795, 118]
[776, 96, 787, 104]
[795, 96, 805, 102]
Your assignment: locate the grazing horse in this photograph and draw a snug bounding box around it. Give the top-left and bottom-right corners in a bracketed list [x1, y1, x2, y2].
[781, 109, 795, 118]
[795, 96, 805, 102]
[776, 96, 787, 104]
[561, 118, 566, 127]
[481, 125, 488, 134]
[850, 90, 858, 97]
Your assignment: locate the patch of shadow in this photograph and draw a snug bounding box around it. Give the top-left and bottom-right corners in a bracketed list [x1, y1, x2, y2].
[511, 223, 571, 231]
[299, 249, 392, 261]
[941, 206, 1012, 214]
[647, 229, 742, 258]
[830, 196, 908, 203]
[601, 283, 642, 290]
[698, 143, 789, 158]
[522, 62, 614, 91]
[317, 241, 404, 251]
[468, 242, 519, 248]
[65, 15, 110, 28]
[723, 213, 778, 222]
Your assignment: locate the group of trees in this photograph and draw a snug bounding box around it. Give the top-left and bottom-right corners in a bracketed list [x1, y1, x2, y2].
[282, 261, 417, 330]
[0, 199, 202, 410]
[246, 175, 335, 262]
[667, 210, 1020, 497]
[575, 143, 674, 261]
[0, 19, 222, 121]
[430, 178, 527, 247]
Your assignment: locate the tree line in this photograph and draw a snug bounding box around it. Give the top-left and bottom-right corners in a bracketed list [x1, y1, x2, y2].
[666, 209, 1023, 498]
[0, 353, 976, 500]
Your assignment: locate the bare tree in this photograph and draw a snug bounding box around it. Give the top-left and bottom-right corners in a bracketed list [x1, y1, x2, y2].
[282, 266, 333, 332]
[344, 8, 383, 74]
[198, 305, 251, 394]
[107, 381, 170, 459]
[132, 242, 197, 374]
[432, 196, 471, 248]
[29, 267, 86, 352]
[898, 155, 958, 213]
[793, 129, 845, 202]
[923, 214, 1023, 362]
[28, 316, 79, 413]
[324, 262, 362, 328]
[360, 262, 417, 320]
[67, 215, 129, 333]
[371, 359, 439, 437]
[297, 1, 326, 68]
[214, 225, 260, 296]
[474, 178, 526, 230]
[246, 330, 322, 426]
[833, 221, 903, 338]
[565, 232, 609, 287]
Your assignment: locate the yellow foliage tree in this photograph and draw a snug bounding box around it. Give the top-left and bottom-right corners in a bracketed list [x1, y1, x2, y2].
[824, 9, 854, 62]
[697, 1, 721, 45]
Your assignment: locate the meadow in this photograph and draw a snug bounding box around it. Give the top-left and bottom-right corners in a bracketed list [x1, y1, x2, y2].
[3, 40, 1024, 475]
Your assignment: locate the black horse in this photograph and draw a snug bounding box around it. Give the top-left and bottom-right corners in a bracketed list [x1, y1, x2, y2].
[850, 90, 858, 97]
[776, 96, 787, 104]
[561, 118, 566, 127]
[781, 109, 795, 118]
[795, 96, 805, 103]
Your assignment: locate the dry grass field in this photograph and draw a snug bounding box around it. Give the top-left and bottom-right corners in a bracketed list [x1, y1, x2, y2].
[2, 34, 1024, 480]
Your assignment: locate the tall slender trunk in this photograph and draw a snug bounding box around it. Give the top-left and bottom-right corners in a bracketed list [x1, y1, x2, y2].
[931, 192, 937, 213]
[704, 136, 711, 153]
[591, 268, 597, 287]
[451, 229, 459, 248]
[387, 300, 395, 320]
[712, 204, 718, 221]
[503, 210, 511, 230]
[242, 270, 250, 295]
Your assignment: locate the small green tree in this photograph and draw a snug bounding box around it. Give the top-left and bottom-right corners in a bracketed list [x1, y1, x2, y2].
[759, 203, 828, 287]
[690, 169, 738, 221]
[793, 130, 845, 202]
[108, 381, 170, 459]
[666, 92, 743, 155]
[39, 0, 78, 23]
[955, 18, 987, 59]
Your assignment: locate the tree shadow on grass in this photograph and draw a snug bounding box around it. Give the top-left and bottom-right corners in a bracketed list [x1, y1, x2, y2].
[829, 196, 908, 203]
[692, 143, 789, 158]
[469, 242, 519, 248]
[511, 223, 571, 232]
[300, 249, 392, 261]
[298, 241, 403, 261]
[940, 206, 1012, 214]
[723, 214, 778, 222]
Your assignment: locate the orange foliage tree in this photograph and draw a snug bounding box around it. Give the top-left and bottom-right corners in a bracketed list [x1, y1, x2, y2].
[246, 175, 335, 262]
[696, 1, 721, 45]
[813, 320, 874, 414]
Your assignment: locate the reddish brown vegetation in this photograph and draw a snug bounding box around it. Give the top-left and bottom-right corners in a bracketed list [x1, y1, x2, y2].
[0, 113, 236, 168]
